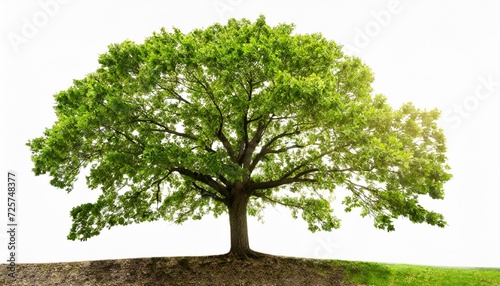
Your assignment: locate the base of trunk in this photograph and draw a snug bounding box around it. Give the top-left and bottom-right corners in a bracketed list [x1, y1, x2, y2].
[225, 249, 269, 260]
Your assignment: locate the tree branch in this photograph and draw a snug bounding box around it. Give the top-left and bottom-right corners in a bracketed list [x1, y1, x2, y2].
[172, 197, 205, 224]
[239, 118, 271, 168]
[217, 175, 231, 188]
[108, 126, 145, 149]
[130, 118, 199, 141]
[249, 143, 303, 172]
[254, 194, 329, 224]
[192, 182, 226, 203]
[156, 82, 192, 105]
[344, 180, 383, 218]
[151, 172, 173, 208]
[254, 194, 302, 209]
[239, 111, 249, 162]
[249, 168, 319, 191]
[217, 131, 237, 162]
[186, 69, 237, 162]
[172, 167, 230, 198]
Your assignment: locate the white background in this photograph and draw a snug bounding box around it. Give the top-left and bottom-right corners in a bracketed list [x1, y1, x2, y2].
[1, 0, 499, 267]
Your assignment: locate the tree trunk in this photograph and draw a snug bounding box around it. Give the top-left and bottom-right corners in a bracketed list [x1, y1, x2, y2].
[228, 191, 252, 258]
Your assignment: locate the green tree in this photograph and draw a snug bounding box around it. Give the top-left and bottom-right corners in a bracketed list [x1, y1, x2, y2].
[27, 16, 451, 258]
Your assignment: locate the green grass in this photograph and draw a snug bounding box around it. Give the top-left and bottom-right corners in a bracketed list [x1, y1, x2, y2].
[330, 260, 500, 286]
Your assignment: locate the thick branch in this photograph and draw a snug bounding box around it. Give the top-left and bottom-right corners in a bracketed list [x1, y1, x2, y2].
[218, 175, 231, 188]
[217, 131, 237, 162]
[239, 119, 270, 168]
[192, 182, 226, 203]
[172, 167, 230, 198]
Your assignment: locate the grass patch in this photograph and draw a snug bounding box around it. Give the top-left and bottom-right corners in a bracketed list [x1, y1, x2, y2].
[331, 260, 500, 286]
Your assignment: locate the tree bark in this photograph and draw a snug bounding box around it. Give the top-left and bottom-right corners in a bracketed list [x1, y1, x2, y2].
[227, 190, 252, 258]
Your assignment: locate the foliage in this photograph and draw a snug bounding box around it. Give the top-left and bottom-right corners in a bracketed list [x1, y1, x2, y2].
[27, 16, 452, 241]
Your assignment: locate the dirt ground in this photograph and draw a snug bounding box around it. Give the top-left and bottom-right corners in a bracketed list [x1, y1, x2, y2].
[1, 255, 361, 286]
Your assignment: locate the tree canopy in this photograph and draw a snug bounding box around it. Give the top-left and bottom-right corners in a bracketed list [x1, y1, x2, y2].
[27, 16, 451, 256]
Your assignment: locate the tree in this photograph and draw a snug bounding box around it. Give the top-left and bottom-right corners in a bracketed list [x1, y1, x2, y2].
[27, 16, 452, 258]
